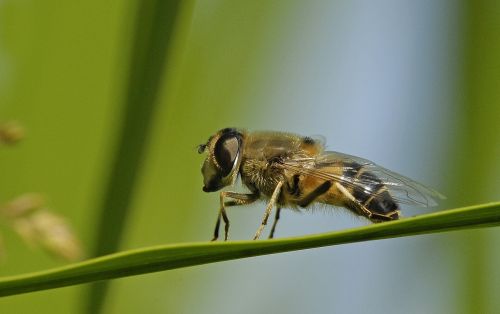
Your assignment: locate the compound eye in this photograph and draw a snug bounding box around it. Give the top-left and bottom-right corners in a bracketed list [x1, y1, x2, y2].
[214, 135, 240, 177]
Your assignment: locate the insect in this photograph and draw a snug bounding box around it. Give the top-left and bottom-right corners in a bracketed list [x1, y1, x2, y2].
[198, 128, 445, 241]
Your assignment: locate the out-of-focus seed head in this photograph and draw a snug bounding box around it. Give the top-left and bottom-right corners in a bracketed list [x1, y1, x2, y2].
[1, 194, 84, 262]
[0, 121, 24, 145]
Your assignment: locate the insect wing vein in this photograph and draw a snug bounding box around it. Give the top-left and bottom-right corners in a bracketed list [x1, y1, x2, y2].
[279, 151, 445, 208]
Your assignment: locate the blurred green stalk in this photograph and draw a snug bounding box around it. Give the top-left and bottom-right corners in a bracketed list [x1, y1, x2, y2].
[458, 1, 500, 313]
[86, 0, 183, 313]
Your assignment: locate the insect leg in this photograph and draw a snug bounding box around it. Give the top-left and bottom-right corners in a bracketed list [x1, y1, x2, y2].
[335, 182, 373, 217]
[268, 207, 281, 239]
[212, 192, 259, 241]
[212, 212, 222, 241]
[211, 193, 229, 241]
[368, 210, 400, 222]
[335, 182, 394, 222]
[253, 181, 283, 240]
[359, 187, 400, 222]
[286, 174, 301, 196]
[335, 182, 401, 222]
[297, 181, 332, 207]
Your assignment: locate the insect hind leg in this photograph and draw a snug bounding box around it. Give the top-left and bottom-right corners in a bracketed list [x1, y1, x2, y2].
[361, 187, 401, 222]
[335, 182, 400, 222]
[297, 181, 332, 207]
[368, 210, 400, 222]
[267, 179, 332, 239]
[343, 199, 400, 222]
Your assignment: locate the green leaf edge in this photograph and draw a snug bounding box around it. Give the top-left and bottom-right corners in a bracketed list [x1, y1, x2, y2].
[0, 201, 499, 297]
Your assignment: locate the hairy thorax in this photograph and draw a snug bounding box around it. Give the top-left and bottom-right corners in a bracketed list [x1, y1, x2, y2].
[238, 131, 324, 207]
[240, 158, 284, 198]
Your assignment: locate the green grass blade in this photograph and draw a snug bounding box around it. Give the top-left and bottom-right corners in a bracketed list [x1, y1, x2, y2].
[88, 0, 183, 312]
[0, 202, 498, 298]
[92, 0, 182, 261]
[458, 1, 500, 312]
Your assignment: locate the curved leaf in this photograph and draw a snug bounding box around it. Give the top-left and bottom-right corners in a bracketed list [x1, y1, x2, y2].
[0, 202, 498, 297]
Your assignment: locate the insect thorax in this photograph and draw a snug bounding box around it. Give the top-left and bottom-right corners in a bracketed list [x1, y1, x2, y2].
[240, 157, 285, 198]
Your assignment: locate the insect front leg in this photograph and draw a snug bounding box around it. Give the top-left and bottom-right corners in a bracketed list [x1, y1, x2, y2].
[212, 191, 259, 241]
[253, 181, 283, 240]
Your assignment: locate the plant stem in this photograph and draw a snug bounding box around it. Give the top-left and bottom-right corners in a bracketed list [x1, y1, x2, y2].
[0, 202, 498, 298]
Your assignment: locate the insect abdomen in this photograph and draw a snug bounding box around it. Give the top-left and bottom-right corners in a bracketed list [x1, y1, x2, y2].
[344, 163, 400, 221]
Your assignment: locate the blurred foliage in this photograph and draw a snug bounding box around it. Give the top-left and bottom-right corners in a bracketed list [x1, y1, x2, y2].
[0, 193, 83, 262]
[0, 0, 284, 312]
[0, 122, 82, 261]
[0, 121, 24, 145]
[86, 0, 183, 313]
[0, 0, 132, 312]
[0, 0, 499, 314]
[455, 1, 500, 313]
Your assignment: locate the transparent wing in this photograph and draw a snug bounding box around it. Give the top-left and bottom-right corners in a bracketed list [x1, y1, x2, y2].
[279, 151, 445, 207]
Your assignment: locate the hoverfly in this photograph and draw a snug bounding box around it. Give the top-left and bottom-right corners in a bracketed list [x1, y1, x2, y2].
[198, 128, 445, 241]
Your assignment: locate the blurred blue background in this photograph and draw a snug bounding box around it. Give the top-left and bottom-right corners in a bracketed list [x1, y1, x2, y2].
[0, 1, 499, 313]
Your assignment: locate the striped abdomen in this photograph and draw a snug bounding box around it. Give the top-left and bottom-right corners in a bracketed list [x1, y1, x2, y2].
[342, 162, 400, 221]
